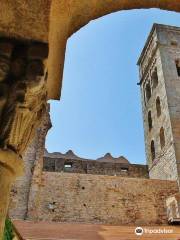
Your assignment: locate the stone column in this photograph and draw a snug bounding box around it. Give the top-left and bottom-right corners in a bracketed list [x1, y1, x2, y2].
[0, 166, 12, 239]
[8, 106, 51, 220]
[0, 38, 48, 238]
[0, 150, 23, 239]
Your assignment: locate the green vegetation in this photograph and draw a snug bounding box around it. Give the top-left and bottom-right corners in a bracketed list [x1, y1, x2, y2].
[3, 219, 14, 240]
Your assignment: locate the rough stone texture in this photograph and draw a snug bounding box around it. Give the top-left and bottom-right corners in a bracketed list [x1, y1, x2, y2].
[0, 39, 48, 155]
[138, 24, 180, 182]
[43, 154, 148, 178]
[9, 107, 51, 219]
[28, 172, 179, 225]
[166, 193, 180, 222]
[0, 37, 49, 238]
[9, 137, 38, 220]
[158, 26, 180, 184]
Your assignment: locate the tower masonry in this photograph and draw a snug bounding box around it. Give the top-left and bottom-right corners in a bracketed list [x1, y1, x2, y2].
[138, 24, 180, 182]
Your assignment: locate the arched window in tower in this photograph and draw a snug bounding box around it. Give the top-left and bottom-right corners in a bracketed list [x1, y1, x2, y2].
[160, 127, 165, 149]
[145, 83, 151, 101]
[148, 111, 152, 130]
[175, 60, 180, 77]
[156, 97, 161, 117]
[151, 140, 155, 161]
[152, 67, 158, 89]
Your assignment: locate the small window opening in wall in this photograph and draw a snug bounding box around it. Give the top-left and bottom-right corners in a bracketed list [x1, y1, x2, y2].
[64, 163, 72, 168]
[152, 67, 158, 89]
[148, 111, 152, 130]
[160, 127, 165, 149]
[143, 83, 147, 107]
[145, 83, 151, 101]
[151, 140, 155, 161]
[175, 60, 180, 77]
[121, 167, 128, 172]
[156, 97, 161, 117]
[143, 91, 146, 106]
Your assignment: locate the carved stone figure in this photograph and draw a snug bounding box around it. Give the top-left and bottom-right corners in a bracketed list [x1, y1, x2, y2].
[0, 38, 48, 239]
[0, 41, 48, 155]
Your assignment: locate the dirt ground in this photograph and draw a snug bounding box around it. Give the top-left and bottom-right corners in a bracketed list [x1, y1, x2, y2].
[13, 220, 180, 240]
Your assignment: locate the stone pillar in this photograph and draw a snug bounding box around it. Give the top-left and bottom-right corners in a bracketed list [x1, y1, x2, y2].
[0, 150, 23, 239]
[0, 38, 48, 238]
[8, 106, 51, 220]
[27, 107, 51, 220]
[0, 168, 14, 238]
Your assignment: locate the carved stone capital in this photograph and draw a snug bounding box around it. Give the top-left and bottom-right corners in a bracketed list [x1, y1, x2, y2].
[0, 38, 49, 157]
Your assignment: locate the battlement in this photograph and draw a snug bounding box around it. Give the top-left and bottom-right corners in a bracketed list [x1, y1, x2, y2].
[43, 150, 148, 178]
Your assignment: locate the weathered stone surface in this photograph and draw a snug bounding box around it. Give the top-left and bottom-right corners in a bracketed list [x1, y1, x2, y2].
[9, 106, 51, 219]
[166, 193, 180, 223]
[138, 24, 180, 183]
[43, 152, 148, 178]
[0, 37, 49, 238]
[0, 39, 48, 155]
[28, 172, 178, 225]
[0, 36, 48, 239]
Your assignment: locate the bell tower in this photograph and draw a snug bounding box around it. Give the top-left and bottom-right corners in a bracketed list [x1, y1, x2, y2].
[138, 24, 180, 182]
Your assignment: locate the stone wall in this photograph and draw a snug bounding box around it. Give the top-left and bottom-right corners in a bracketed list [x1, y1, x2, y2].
[43, 157, 148, 178]
[28, 172, 179, 225]
[158, 25, 180, 184]
[9, 107, 51, 219]
[138, 24, 179, 181]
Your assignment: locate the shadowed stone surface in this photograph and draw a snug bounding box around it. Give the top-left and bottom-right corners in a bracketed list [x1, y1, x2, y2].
[0, 37, 49, 238]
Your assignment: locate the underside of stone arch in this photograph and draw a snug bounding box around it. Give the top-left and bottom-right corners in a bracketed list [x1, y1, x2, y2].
[48, 0, 180, 99]
[0, 1, 180, 100]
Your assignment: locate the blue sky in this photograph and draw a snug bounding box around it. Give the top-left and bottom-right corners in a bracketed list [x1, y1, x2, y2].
[46, 9, 180, 164]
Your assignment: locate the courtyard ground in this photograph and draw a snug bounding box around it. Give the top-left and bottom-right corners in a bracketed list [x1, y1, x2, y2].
[13, 220, 180, 240]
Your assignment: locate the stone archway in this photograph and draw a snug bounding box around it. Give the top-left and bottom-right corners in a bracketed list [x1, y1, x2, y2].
[0, 1, 179, 100]
[0, 0, 179, 237]
[47, 0, 180, 100]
